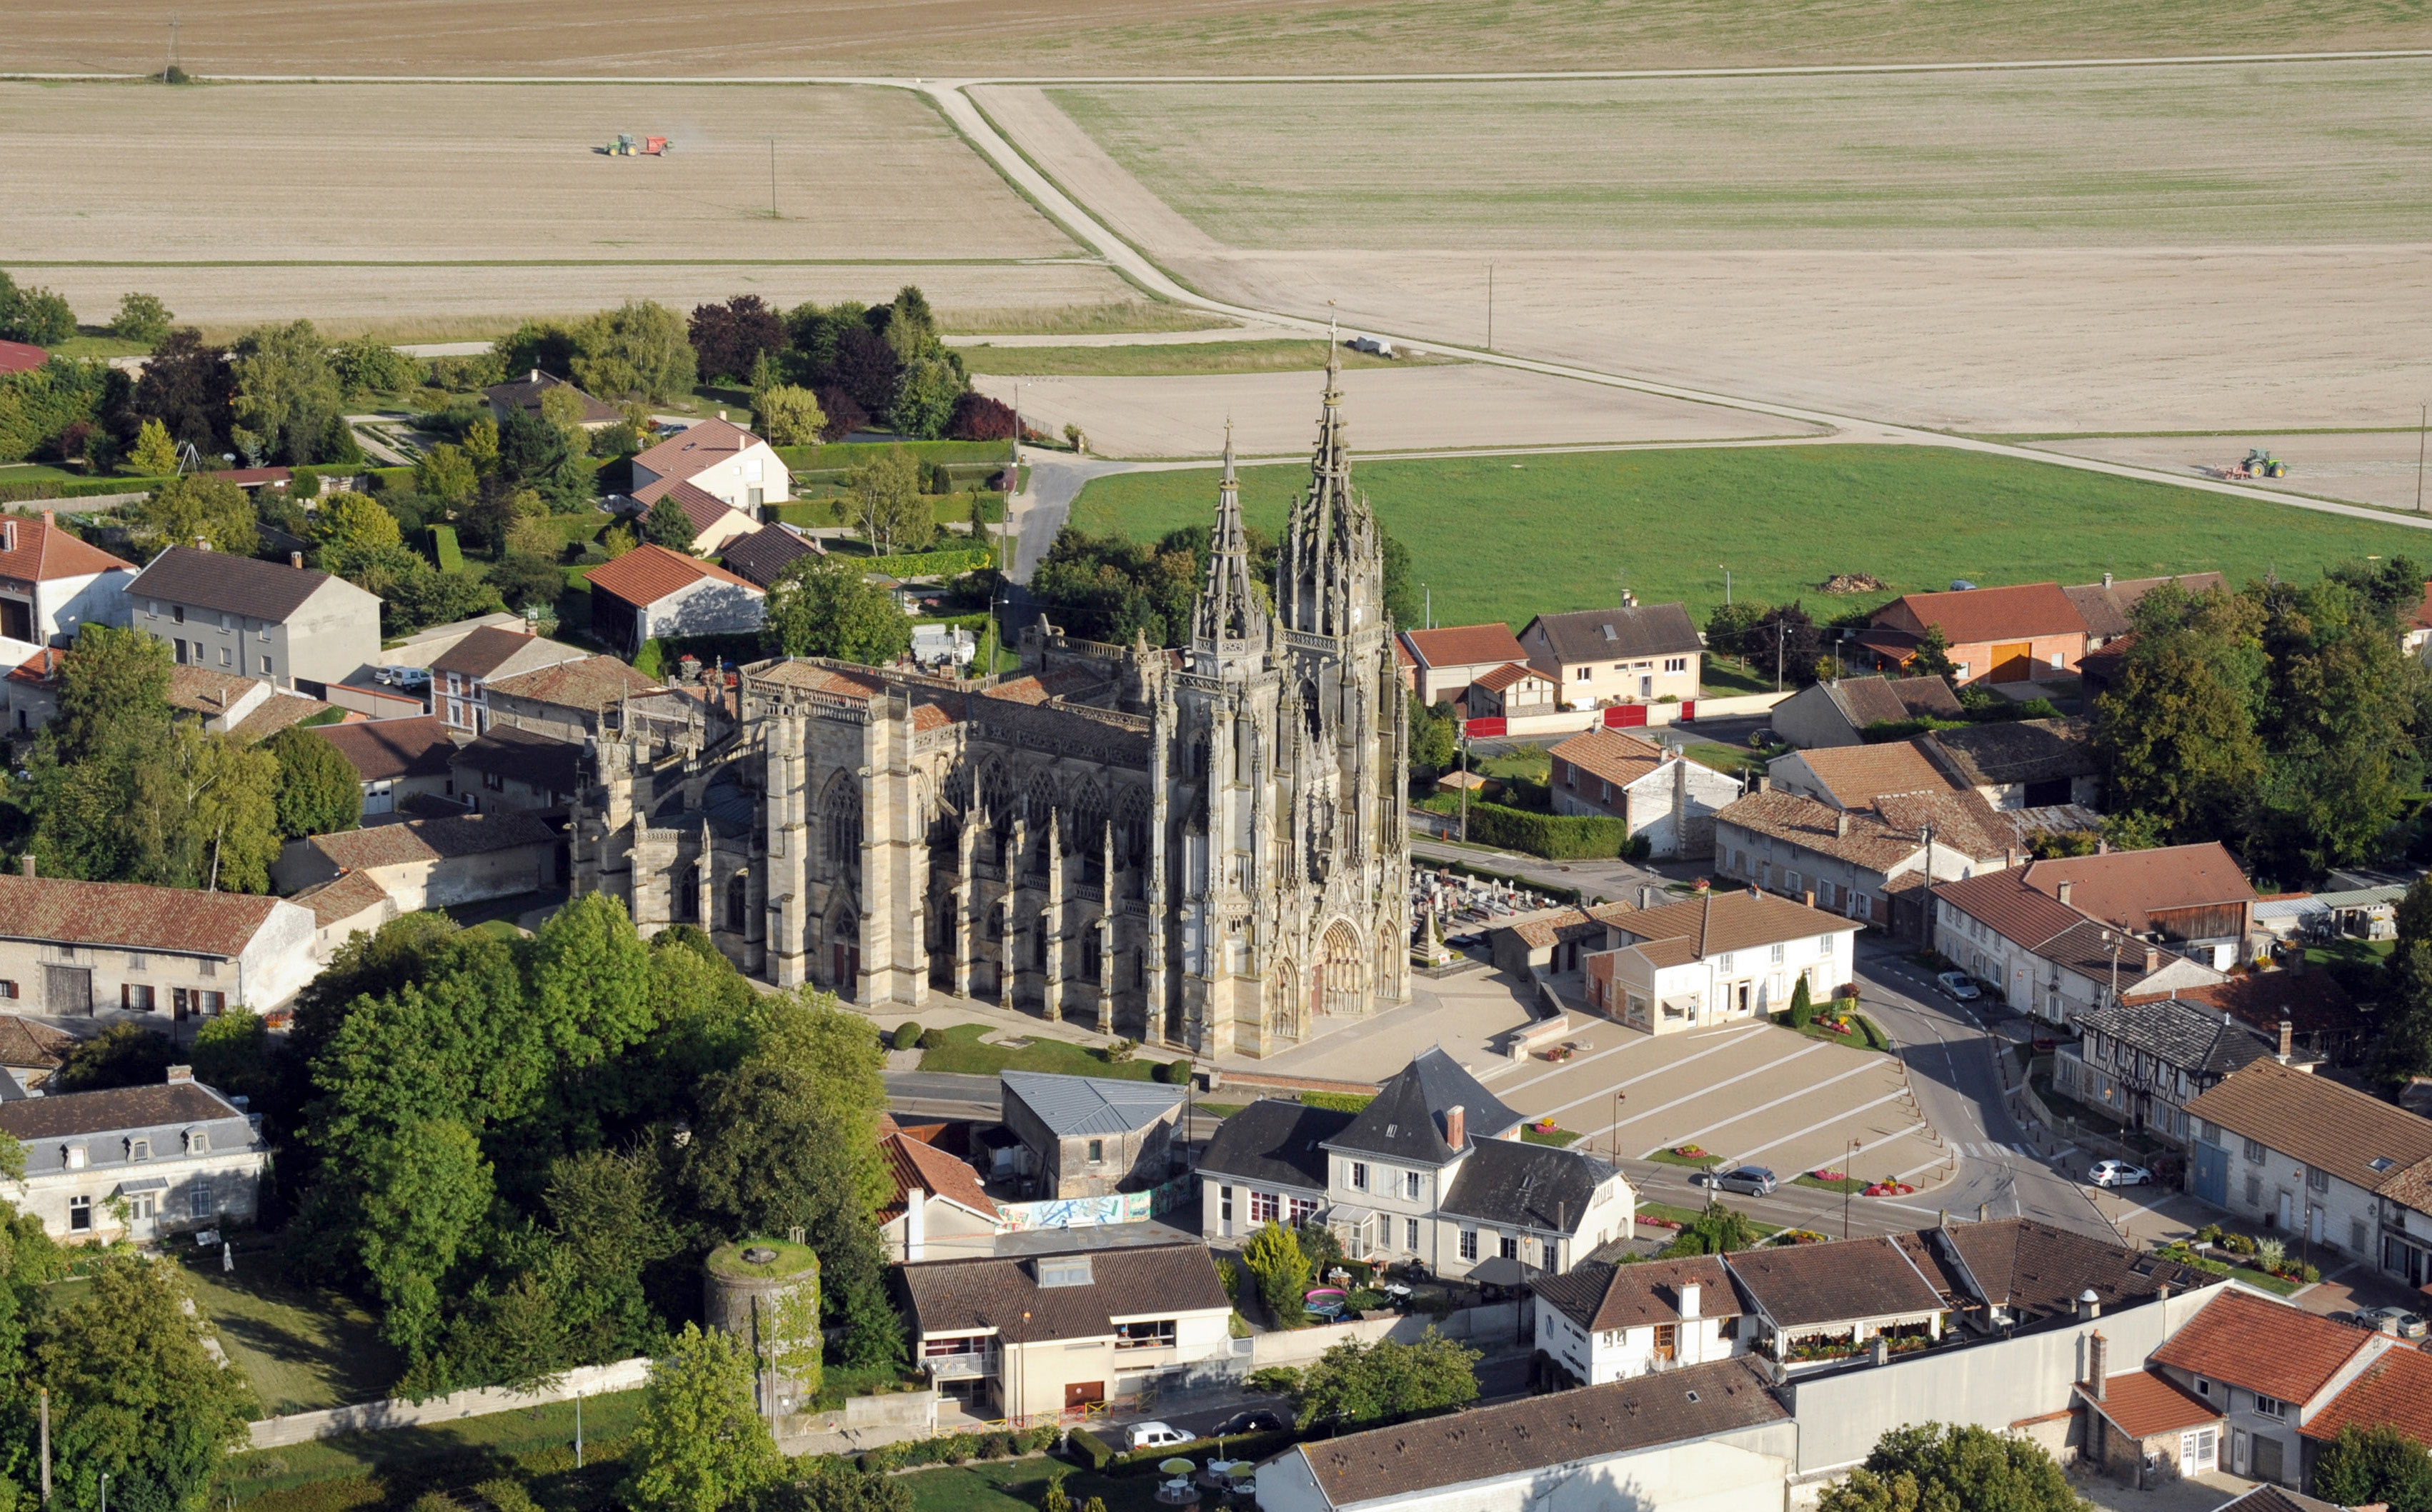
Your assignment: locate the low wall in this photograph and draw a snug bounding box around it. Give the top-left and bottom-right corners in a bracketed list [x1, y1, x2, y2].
[1683, 691, 1794, 719]
[841, 1390, 940, 1431]
[1245, 1301, 1525, 1368]
[246, 1357, 652, 1450]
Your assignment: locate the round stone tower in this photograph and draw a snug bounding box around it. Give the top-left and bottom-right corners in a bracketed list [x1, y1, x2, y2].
[704, 1238, 822, 1414]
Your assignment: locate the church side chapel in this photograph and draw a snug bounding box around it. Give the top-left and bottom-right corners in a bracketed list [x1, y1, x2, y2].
[569, 357, 1412, 1057]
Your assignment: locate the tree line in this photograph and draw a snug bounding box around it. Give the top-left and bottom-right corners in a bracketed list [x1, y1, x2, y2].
[684, 289, 1012, 445]
[1029, 521, 1417, 649]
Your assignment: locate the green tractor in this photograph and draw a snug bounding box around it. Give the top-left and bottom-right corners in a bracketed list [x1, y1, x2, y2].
[2238, 448, 2288, 479]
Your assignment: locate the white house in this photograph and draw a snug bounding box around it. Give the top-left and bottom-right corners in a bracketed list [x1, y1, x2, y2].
[1583, 888, 1860, 1034]
[877, 1115, 1001, 1263]
[0, 1068, 269, 1243]
[1399, 623, 1529, 706]
[582, 544, 765, 656]
[626, 417, 791, 519]
[0, 511, 136, 660]
[1932, 860, 2233, 1025]
[1530, 1255, 1748, 1386]
[126, 544, 383, 698]
[0, 869, 320, 1019]
[1546, 727, 1743, 861]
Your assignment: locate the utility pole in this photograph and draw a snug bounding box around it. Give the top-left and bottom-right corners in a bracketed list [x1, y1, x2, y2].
[167, 14, 179, 76]
[1457, 730, 1470, 844]
[1486, 263, 1494, 352]
[767, 138, 778, 220]
[1422, 584, 1431, 629]
[1775, 619, 1785, 693]
[574, 1391, 584, 1469]
[38, 1388, 49, 1506]
[1843, 1136, 1859, 1241]
[2418, 404, 2426, 513]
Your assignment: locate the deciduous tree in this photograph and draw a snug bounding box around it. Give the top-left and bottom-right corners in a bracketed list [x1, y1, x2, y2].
[753, 384, 826, 448]
[266, 724, 363, 838]
[2311, 1424, 2432, 1512]
[314, 491, 404, 554]
[572, 301, 698, 404]
[848, 444, 929, 554]
[688, 296, 787, 385]
[130, 474, 258, 555]
[1818, 1423, 2088, 1512]
[414, 442, 479, 511]
[762, 556, 913, 667]
[131, 329, 235, 454]
[230, 319, 345, 466]
[1292, 1331, 1480, 1430]
[129, 417, 180, 476]
[110, 293, 175, 346]
[621, 1323, 784, 1512]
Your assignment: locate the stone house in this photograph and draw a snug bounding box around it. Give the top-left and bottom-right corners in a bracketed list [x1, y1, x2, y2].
[126, 544, 381, 697]
[274, 811, 562, 913]
[2075, 1343, 2228, 1491]
[1925, 719, 2103, 811]
[997, 1070, 1183, 1200]
[1517, 600, 1703, 711]
[452, 725, 586, 813]
[1856, 581, 2090, 685]
[1931, 857, 2241, 1024]
[1545, 727, 1741, 860]
[1530, 1255, 1747, 1386]
[1713, 786, 2015, 938]
[482, 655, 668, 744]
[288, 870, 397, 964]
[1583, 888, 1859, 1033]
[0, 1068, 269, 1242]
[0, 870, 318, 1021]
[429, 626, 589, 735]
[1768, 675, 1962, 749]
[2146, 1288, 2398, 1488]
[2063, 573, 2226, 652]
[312, 714, 464, 818]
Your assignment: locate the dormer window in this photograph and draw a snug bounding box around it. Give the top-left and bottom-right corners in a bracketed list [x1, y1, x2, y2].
[129, 1138, 151, 1161]
[188, 1129, 211, 1155]
[64, 1144, 86, 1169]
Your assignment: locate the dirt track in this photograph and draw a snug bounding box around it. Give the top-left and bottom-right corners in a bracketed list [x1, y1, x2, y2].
[2028, 431, 2432, 514]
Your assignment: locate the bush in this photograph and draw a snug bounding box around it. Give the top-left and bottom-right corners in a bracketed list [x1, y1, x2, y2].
[1069, 1428, 1116, 1471]
[892, 1021, 922, 1051]
[2223, 1231, 2258, 1256]
[1459, 801, 1633, 860]
[1167, 1057, 1194, 1086]
[946, 391, 1018, 441]
[917, 1028, 948, 1051]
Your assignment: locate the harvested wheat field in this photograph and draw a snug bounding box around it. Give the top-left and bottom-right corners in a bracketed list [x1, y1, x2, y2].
[969, 366, 1820, 459]
[0, 82, 1073, 264]
[7, 0, 2427, 77]
[2026, 431, 2432, 514]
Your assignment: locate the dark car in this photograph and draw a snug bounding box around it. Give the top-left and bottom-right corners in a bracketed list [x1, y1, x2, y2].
[1215, 1410, 1289, 1436]
[1710, 1165, 1778, 1196]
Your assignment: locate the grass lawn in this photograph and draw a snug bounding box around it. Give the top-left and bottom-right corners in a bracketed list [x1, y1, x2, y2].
[1779, 1013, 1893, 1053]
[172, 1246, 400, 1416]
[49, 331, 154, 361]
[916, 1022, 1160, 1081]
[1637, 1199, 1780, 1238]
[1699, 660, 1778, 697]
[1069, 444, 2432, 631]
[1683, 741, 1773, 782]
[960, 339, 1451, 378]
[904, 1460, 1170, 1512]
[1520, 1126, 1581, 1148]
[1478, 746, 1550, 782]
[944, 304, 1236, 338]
[224, 1393, 641, 1511]
[1793, 1172, 1871, 1194]
[2306, 938, 2394, 969]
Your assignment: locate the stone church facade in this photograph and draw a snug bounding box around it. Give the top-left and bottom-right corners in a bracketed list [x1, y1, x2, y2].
[568, 363, 1410, 1056]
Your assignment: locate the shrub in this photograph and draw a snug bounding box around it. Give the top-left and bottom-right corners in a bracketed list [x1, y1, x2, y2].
[1069, 1428, 1116, 1471]
[892, 1021, 922, 1051]
[2256, 1237, 2287, 1273]
[1459, 801, 1633, 860]
[1215, 1254, 1240, 1300]
[2223, 1231, 2258, 1256]
[918, 1028, 948, 1051]
[472, 1481, 541, 1512]
[2195, 1223, 2224, 1245]
[1168, 1057, 1194, 1086]
[947, 391, 1018, 441]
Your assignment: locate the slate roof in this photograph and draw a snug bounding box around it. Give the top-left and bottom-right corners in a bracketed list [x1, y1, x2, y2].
[309, 811, 558, 870]
[2079, 997, 2272, 1079]
[999, 1071, 1181, 1138]
[2123, 971, 2364, 1041]
[897, 1242, 1229, 1342]
[2183, 1060, 2432, 1201]
[0, 1080, 246, 1141]
[1523, 602, 1703, 666]
[1724, 1234, 1945, 1328]
[1873, 581, 2090, 646]
[1328, 1046, 1520, 1163]
[1780, 741, 1963, 808]
[1925, 719, 2096, 788]
[314, 715, 459, 782]
[484, 655, 665, 711]
[0, 1015, 71, 1071]
[2301, 1342, 2432, 1443]
[0, 514, 134, 582]
[1530, 1255, 1739, 1333]
[452, 725, 583, 793]
[2014, 844, 2257, 932]
[1938, 1217, 2219, 1320]
[2151, 1288, 2378, 1406]
[585, 544, 761, 608]
[1549, 728, 1673, 791]
[483, 369, 621, 426]
[290, 869, 391, 929]
[1439, 1137, 1616, 1236]
[1824, 675, 1964, 729]
[1608, 888, 1858, 960]
[2083, 1371, 2224, 1440]
[131, 544, 367, 623]
[0, 873, 283, 958]
[722, 523, 822, 589]
[1402, 623, 1527, 671]
[1197, 1099, 1355, 1191]
[1293, 1356, 1785, 1508]
[2064, 573, 2226, 641]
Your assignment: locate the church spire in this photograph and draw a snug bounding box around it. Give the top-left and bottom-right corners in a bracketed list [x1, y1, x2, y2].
[1279, 319, 1382, 639]
[1192, 417, 1267, 665]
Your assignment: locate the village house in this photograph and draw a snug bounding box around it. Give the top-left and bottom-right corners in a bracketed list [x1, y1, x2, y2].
[624, 416, 792, 519]
[1856, 581, 2091, 685]
[2075, 1339, 2231, 1492]
[288, 870, 397, 963]
[897, 1241, 1232, 1418]
[1724, 1235, 1951, 1371]
[429, 626, 589, 734]
[2121, 970, 2368, 1066]
[1462, 661, 1559, 720]
[2057, 996, 2281, 1141]
[2064, 572, 2226, 651]
[1530, 1255, 1748, 1386]
[2146, 1288, 2399, 1488]
[0, 1067, 269, 1243]
[1926, 1216, 2218, 1336]
[1713, 786, 2016, 938]
[1765, 741, 1963, 810]
[452, 725, 585, 814]
[1399, 623, 1530, 707]
[482, 369, 622, 431]
[1485, 901, 1636, 977]
[2182, 1059, 2432, 1288]
[720, 521, 824, 591]
[1545, 728, 1742, 859]
[0, 511, 136, 659]
[997, 1071, 1183, 1200]
[877, 1116, 1000, 1263]
[126, 544, 382, 698]
[274, 811, 562, 913]
[2012, 843, 2258, 971]
[1518, 600, 1703, 711]
[0, 1016, 73, 1092]
[1924, 719, 2103, 810]
[312, 714, 463, 818]
[1768, 674, 1963, 749]
[482, 654, 669, 744]
[1195, 1048, 1633, 1280]
[639, 483, 762, 558]
[582, 544, 765, 656]
[0, 869, 319, 1020]
[1583, 888, 1859, 1033]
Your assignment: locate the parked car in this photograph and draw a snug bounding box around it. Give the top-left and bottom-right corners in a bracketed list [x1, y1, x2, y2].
[1215, 1410, 1290, 1436]
[1935, 972, 1981, 1002]
[1127, 1422, 1193, 1451]
[2348, 1306, 2429, 1339]
[1707, 1165, 1777, 1196]
[2087, 1160, 2153, 1188]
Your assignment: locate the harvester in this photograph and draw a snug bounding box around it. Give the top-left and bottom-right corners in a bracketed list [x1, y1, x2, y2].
[599, 133, 674, 156]
[2225, 448, 2288, 480]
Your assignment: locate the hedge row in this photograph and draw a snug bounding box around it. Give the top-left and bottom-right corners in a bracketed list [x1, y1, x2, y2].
[854, 1423, 1061, 1473]
[863, 546, 992, 580]
[0, 473, 175, 504]
[427, 524, 465, 574]
[1459, 801, 1633, 860]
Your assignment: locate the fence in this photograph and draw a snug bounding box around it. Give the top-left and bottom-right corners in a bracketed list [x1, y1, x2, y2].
[994, 1173, 1194, 1233]
[245, 1357, 653, 1450]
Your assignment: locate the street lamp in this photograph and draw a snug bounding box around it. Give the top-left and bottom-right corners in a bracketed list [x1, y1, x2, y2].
[1843, 1136, 1860, 1241]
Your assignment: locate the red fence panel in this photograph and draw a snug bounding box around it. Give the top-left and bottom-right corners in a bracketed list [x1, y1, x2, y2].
[1604, 704, 1648, 728]
[1462, 716, 1508, 739]
[1679, 700, 1696, 722]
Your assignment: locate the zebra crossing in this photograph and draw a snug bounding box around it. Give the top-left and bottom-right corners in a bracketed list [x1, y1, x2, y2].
[1956, 1141, 2040, 1159]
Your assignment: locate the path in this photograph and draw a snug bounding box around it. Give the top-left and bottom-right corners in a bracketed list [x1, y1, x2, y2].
[1009, 451, 1132, 580]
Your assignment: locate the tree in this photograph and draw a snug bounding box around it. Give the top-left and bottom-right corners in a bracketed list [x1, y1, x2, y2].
[889, 355, 963, 440]
[529, 892, 655, 1068]
[314, 491, 404, 554]
[353, 1117, 497, 1361]
[754, 384, 827, 448]
[688, 296, 787, 385]
[2311, 1424, 2432, 1512]
[497, 407, 592, 511]
[230, 320, 344, 466]
[158, 721, 283, 893]
[128, 417, 181, 476]
[1787, 976, 1815, 1029]
[757, 1461, 912, 1512]
[1705, 601, 1766, 669]
[1240, 1221, 1312, 1328]
[622, 1323, 784, 1512]
[830, 326, 901, 420]
[191, 1011, 280, 1111]
[26, 1255, 260, 1512]
[494, 321, 577, 383]
[573, 301, 698, 404]
[1292, 1331, 1480, 1430]
[52, 1023, 179, 1093]
[645, 496, 699, 552]
[1908, 624, 1956, 680]
[130, 473, 258, 555]
[1661, 1203, 1760, 1257]
[492, 552, 566, 617]
[131, 329, 235, 454]
[945, 392, 1017, 442]
[330, 337, 422, 400]
[0, 271, 76, 347]
[1818, 1423, 2088, 1512]
[266, 724, 362, 838]
[110, 293, 175, 346]
[762, 556, 914, 666]
[1752, 601, 1823, 688]
[414, 441, 480, 511]
[1408, 696, 1457, 779]
[849, 445, 930, 554]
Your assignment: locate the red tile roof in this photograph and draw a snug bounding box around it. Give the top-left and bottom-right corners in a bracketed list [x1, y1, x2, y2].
[629, 418, 762, 503]
[0, 341, 47, 376]
[2183, 1059, 2432, 1202]
[2014, 844, 2256, 932]
[1933, 868, 2100, 951]
[289, 869, 392, 929]
[584, 543, 760, 608]
[1780, 741, 1962, 808]
[1875, 581, 2090, 646]
[1402, 623, 1526, 671]
[0, 873, 284, 958]
[485, 655, 664, 711]
[7, 647, 63, 686]
[1470, 661, 1547, 695]
[878, 1127, 999, 1226]
[2301, 1336, 2432, 1443]
[0, 514, 134, 583]
[1610, 888, 1857, 960]
[661, 479, 749, 536]
[2083, 1371, 2224, 1439]
[2151, 1289, 2377, 1406]
[310, 811, 558, 870]
[1551, 727, 1673, 792]
[2120, 971, 2363, 1041]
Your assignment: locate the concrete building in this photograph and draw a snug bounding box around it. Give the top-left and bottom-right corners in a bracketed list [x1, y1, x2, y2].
[1768, 676, 1962, 749]
[0, 871, 318, 1020]
[1530, 1255, 1747, 1386]
[429, 626, 589, 734]
[0, 512, 136, 660]
[1399, 623, 1528, 707]
[1546, 728, 1741, 860]
[582, 545, 765, 656]
[625, 416, 791, 517]
[2147, 1288, 2395, 1488]
[898, 1241, 1232, 1418]
[0, 1068, 269, 1243]
[2183, 1059, 2432, 1279]
[1583, 889, 1859, 1033]
[274, 812, 562, 912]
[997, 1071, 1182, 1200]
[126, 544, 382, 697]
[1518, 600, 1703, 711]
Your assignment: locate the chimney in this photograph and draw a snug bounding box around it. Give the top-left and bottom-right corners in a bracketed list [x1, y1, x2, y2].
[2056, 880, 2074, 907]
[2156, 1280, 2173, 1301]
[2077, 1288, 2103, 1322]
[1869, 1336, 1890, 1367]
[529, 368, 539, 383]
[2087, 1331, 2108, 1396]
[3, 520, 16, 553]
[17, 856, 32, 878]
[289, 551, 305, 570]
[1749, 773, 1766, 796]
[717, 409, 727, 422]
[1446, 1106, 1466, 1149]
[2102, 571, 2115, 590]
[40, 509, 54, 527]
[195, 536, 211, 551]
[1835, 812, 1850, 839]
[2143, 946, 2159, 973]
[166, 1065, 194, 1085]
[2223, 1010, 2233, 1027]
[2278, 1018, 2293, 1061]
[1640, 884, 1656, 908]
[1678, 1281, 1700, 1319]
[1803, 890, 1815, 907]
[904, 1183, 927, 1262]
[1976, 1203, 1988, 1223]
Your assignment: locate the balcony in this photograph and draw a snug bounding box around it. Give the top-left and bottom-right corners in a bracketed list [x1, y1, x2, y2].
[922, 1348, 996, 1380]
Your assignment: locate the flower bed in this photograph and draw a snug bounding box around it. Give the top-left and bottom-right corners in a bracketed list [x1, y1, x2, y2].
[1863, 1178, 1917, 1197]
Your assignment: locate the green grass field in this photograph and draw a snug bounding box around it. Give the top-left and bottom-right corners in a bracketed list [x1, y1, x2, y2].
[914, 1022, 1162, 1081]
[1070, 444, 2432, 630]
[904, 1459, 1167, 1512]
[960, 340, 1453, 378]
[173, 1248, 401, 1415]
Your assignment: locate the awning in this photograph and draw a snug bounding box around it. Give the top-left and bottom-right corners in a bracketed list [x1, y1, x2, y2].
[114, 1177, 169, 1195]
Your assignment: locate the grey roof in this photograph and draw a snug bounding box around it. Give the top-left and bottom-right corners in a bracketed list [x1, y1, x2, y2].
[722, 524, 822, 589]
[1723, 1234, 1948, 1328]
[1440, 1137, 1618, 1236]
[896, 1241, 1228, 1342]
[484, 369, 621, 425]
[1327, 1046, 1521, 1165]
[2063, 574, 2227, 641]
[1828, 675, 1963, 729]
[2312, 886, 2406, 908]
[2208, 1487, 2347, 1512]
[1523, 601, 1703, 666]
[0, 1080, 248, 1141]
[1197, 1098, 1353, 1191]
[2080, 996, 2273, 1078]
[999, 1071, 1181, 1138]
[1925, 719, 2097, 788]
[131, 544, 370, 623]
[451, 725, 584, 793]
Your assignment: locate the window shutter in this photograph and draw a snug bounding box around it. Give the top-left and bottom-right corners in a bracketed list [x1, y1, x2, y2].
[121, 982, 131, 1008]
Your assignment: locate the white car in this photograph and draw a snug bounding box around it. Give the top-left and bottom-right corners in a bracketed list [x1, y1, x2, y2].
[1127, 1422, 1194, 1451]
[2087, 1160, 2152, 1188]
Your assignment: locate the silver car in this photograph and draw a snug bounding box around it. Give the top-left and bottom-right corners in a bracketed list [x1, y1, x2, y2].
[1935, 971, 1981, 1002]
[2349, 1306, 2428, 1339]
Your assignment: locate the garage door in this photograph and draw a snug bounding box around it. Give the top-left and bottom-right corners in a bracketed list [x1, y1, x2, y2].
[43, 964, 91, 1014]
[1990, 642, 2033, 682]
